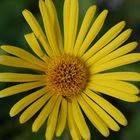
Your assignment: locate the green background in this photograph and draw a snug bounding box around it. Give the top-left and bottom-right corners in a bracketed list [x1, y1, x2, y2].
[0, 0, 140, 140]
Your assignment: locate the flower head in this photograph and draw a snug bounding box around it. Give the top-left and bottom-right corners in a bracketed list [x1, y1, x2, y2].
[0, 0, 140, 140]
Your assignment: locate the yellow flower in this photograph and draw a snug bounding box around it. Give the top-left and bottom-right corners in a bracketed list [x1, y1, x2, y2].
[0, 0, 140, 139]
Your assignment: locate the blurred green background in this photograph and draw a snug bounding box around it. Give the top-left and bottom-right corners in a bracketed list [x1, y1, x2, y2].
[0, 0, 140, 140]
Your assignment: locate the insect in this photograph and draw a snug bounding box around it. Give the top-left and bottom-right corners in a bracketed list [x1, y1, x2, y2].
[62, 95, 72, 103]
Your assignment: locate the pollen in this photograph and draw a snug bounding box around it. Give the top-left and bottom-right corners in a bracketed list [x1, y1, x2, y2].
[46, 54, 89, 97]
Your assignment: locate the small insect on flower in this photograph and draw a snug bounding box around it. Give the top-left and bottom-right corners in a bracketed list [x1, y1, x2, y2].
[62, 95, 73, 103]
[0, 0, 140, 140]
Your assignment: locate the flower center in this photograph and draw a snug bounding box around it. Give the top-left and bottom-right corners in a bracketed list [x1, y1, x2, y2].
[46, 54, 88, 97]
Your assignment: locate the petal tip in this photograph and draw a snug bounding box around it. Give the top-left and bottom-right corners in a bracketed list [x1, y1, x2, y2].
[123, 120, 128, 126]
[134, 97, 140, 102]
[90, 5, 97, 10]
[32, 126, 38, 133]
[120, 20, 126, 26]
[115, 126, 121, 132]
[9, 110, 14, 117]
[19, 117, 25, 124]
[121, 117, 128, 126]
[55, 131, 61, 137]
[103, 130, 110, 137]
[128, 28, 133, 33]
[103, 9, 109, 15]
[133, 41, 138, 47]
[0, 45, 6, 49]
[22, 9, 28, 15]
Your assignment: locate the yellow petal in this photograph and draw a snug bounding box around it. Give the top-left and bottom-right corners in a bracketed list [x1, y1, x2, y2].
[10, 87, 47, 117]
[65, 0, 79, 55]
[72, 98, 90, 139]
[56, 98, 67, 136]
[22, 9, 52, 56]
[32, 94, 58, 132]
[78, 10, 108, 57]
[77, 95, 110, 137]
[90, 79, 139, 94]
[0, 55, 45, 71]
[68, 102, 82, 140]
[0, 81, 46, 98]
[19, 92, 53, 124]
[92, 72, 140, 81]
[94, 42, 138, 66]
[82, 21, 126, 61]
[85, 89, 128, 126]
[63, 0, 71, 52]
[87, 29, 132, 66]
[45, 96, 62, 140]
[74, 5, 96, 56]
[91, 53, 140, 73]
[88, 83, 140, 102]
[1, 45, 47, 69]
[0, 73, 44, 82]
[45, 0, 63, 53]
[39, 0, 60, 55]
[24, 33, 49, 63]
[81, 93, 120, 131]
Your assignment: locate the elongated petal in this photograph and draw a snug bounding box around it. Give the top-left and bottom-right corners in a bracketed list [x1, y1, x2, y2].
[39, 0, 60, 55]
[82, 21, 126, 60]
[65, 0, 79, 54]
[78, 10, 108, 56]
[24, 33, 49, 62]
[74, 5, 96, 56]
[32, 94, 58, 132]
[10, 87, 47, 117]
[72, 98, 90, 139]
[22, 9, 52, 56]
[90, 79, 139, 94]
[88, 83, 140, 102]
[81, 93, 120, 131]
[20, 92, 53, 124]
[46, 96, 62, 140]
[94, 42, 138, 66]
[77, 95, 110, 136]
[45, 0, 63, 53]
[0, 73, 44, 82]
[85, 89, 127, 126]
[68, 102, 82, 140]
[90, 53, 140, 73]
[0, 55, 45, 71]
[1, 45, 47, 69]
[0, 81, 46, 98]
[56, 99, 67, 136]
[91, 72, 140, 81]
[87, 29, 132, 66]
[63, 0, 71, 52]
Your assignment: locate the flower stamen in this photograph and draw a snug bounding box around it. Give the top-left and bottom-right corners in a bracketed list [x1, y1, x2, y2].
[46, 54, 88, 97]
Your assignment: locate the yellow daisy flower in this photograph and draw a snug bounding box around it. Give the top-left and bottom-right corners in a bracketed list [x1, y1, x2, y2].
[0, 0, 140, 139]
